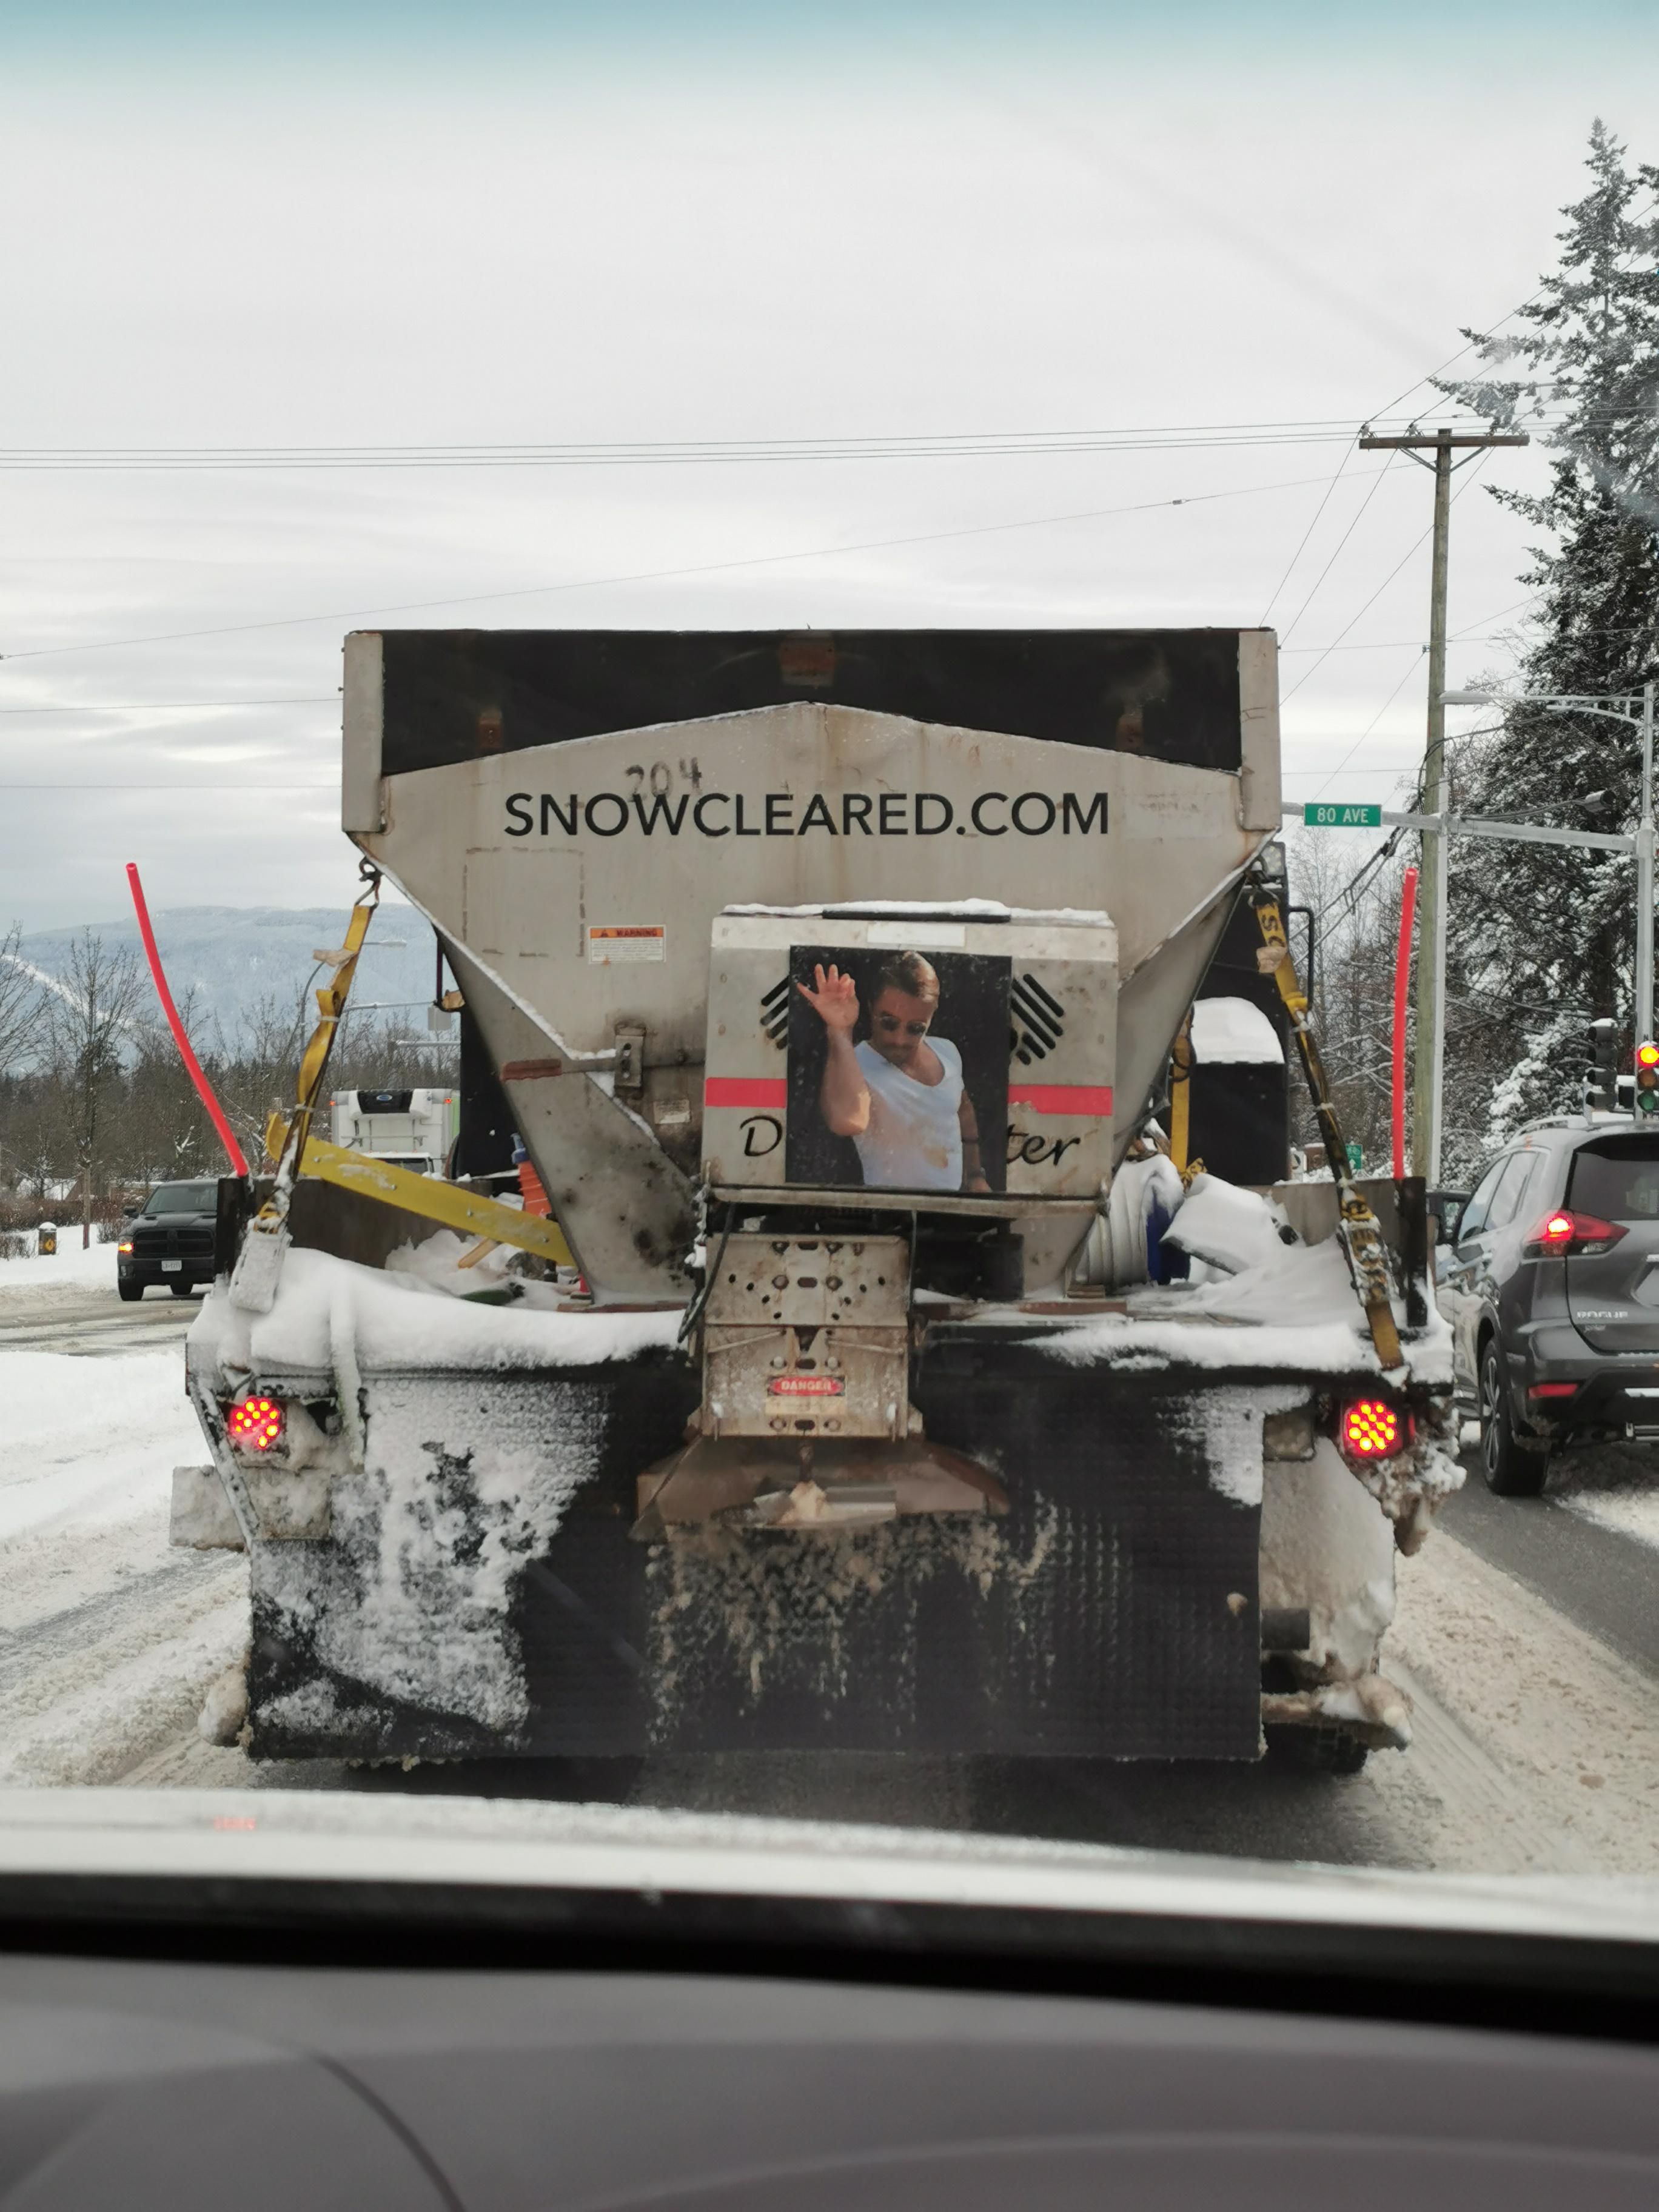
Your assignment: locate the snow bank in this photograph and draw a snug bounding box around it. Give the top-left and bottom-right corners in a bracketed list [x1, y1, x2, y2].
[1162, 1173, 1289, 1276]
[190, 1244, 682, 1384]
[0, 1350, 203, 1544]
[0, 1236, 119, 1296]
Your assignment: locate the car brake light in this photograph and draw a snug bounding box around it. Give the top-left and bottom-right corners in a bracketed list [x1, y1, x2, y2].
[1341, 1398, 1406, 1460]
[1528, 1381, 1580, 1399]
[226, 1395, 284, 1452]
[1523, 1210, 1627, 1258]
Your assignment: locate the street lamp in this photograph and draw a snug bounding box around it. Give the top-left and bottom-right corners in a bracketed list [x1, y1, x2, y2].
[1441, 682, 1657, 1120]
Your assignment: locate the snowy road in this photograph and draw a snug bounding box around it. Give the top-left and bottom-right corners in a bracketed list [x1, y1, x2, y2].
[5, 1242, 1659, 1871]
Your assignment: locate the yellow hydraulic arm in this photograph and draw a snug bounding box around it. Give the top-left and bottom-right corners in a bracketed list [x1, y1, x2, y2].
[265, 1116, 574, 1269]
[237, 860, 575, 1296]
[1249, 885, 1404, 1372]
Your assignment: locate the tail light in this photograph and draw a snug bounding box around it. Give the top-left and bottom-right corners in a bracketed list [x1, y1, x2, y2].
[226, 1395, 284, 1452]
[1340, 1397, 1407, 1461]
[1523, 1210, 1627, 1258]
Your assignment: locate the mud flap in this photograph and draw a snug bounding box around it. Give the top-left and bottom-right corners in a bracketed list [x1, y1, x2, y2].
[242, 1347, 1273, 1763]
[619, 1350, 1271, 1760]
[246, 1327, 1282, 1760]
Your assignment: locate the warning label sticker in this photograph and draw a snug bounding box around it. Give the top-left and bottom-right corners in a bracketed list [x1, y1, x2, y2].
[588, 925, 666, 964]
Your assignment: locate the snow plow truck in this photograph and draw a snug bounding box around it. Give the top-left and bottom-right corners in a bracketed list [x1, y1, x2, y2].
[176, 627, 1459, 1772]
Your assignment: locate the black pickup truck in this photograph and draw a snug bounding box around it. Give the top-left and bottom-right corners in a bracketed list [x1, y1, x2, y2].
[116, 1180, 220, 1300]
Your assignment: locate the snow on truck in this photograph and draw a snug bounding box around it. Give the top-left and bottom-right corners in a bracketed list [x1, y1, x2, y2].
[176, 628, 1459, 1773]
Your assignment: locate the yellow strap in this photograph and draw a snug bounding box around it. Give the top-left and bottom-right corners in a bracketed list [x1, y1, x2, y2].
[1251, 889, 1403, 1372]
[1168, 1016, 1193, 1173]
[292, 896, 377, 1124]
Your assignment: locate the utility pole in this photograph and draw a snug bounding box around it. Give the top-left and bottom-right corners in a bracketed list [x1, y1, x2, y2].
[1358, 424, 1529, 1183]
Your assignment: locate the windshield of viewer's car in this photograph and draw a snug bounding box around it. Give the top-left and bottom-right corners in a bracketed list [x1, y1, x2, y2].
[2, 0, 1658, 1917]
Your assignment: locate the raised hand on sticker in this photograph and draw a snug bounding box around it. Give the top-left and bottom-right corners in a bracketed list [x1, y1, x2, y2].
[796, 962, 860, 1033]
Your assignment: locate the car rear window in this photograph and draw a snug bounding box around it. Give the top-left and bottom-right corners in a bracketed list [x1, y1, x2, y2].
[1566, 1139, 1659, 1221]
[142, 1182, 220, 1215]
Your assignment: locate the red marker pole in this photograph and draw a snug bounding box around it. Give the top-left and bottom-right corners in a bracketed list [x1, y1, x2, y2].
[126, 863, 250, 1178]
[1392, 864, 1420, 1181]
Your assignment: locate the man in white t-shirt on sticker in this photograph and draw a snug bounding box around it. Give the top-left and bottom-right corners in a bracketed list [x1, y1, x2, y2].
[797, 950, 991, 1193]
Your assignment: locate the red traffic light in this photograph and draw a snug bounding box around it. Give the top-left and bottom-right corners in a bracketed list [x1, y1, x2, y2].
[226, 1395, 284, 1452]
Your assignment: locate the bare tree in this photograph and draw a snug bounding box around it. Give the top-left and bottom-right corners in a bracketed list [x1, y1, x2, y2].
[52, 931, 144, 1246]
[0, 922, 45, 1078]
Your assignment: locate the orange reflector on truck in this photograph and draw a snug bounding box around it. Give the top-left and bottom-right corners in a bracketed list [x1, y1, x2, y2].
[1341, 1398, 1403, 1459]
[766, 1376, 846, 1396]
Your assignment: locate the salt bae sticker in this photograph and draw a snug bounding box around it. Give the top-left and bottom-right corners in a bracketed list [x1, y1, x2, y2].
[786, 945, 1012, 1195]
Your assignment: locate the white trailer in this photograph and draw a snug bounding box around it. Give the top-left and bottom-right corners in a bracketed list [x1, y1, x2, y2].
[327, 1087, 453, 1176]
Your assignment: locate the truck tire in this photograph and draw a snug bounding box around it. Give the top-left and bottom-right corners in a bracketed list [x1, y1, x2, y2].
[1266, 1726, 1369, 1777]
[1480, 1336, 1547, 1497]
[118, 1281, 143, 1302]
[170, 1282, 195, 1298]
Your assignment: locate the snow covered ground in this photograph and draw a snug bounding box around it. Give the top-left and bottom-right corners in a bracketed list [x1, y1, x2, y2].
[0, 1234, 124, 1298]
[1552, 1446, 1659, 1552]
[0, 1341, 248, 1786]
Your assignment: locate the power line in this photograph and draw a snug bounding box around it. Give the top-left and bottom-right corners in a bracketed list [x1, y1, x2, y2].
[1306, 649, 1429, 801]
[1276, 453, 1401, 646]
[0, 697, 335, 715]
[1257, 438, 1358, 628]
[0, 781, 335, 791]
[1280, 450, 1495, 706]
[0, 416, 1534, 472]
[0, 463, 1381, 666]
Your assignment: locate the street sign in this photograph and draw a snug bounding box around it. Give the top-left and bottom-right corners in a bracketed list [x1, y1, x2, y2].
[1303, 803, 1382, 828]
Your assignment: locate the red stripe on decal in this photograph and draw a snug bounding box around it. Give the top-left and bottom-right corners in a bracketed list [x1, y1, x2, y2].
[1008, 1082, 1114, 1116]
[705, 1077, 788, 1110]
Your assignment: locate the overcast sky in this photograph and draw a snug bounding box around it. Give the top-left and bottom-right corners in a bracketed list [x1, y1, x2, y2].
[1, 1, 1654, 930]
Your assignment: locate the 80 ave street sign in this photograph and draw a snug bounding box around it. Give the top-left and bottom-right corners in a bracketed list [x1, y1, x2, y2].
[1302, 803, 1383, 828]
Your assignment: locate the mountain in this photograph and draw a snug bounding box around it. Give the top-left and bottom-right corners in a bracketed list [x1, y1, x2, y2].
[17, 906, 442, 1050]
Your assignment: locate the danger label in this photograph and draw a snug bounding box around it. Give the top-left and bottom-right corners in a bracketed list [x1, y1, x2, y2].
[588, 925, 666, 964]
[767, 1375, 846, 1396]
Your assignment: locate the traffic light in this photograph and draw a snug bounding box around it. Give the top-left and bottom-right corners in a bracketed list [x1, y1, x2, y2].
[1637, 1041, 1659, 1115]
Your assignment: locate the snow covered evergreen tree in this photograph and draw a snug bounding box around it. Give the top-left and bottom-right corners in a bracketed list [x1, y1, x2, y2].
[1435, 121, 1659, 1164]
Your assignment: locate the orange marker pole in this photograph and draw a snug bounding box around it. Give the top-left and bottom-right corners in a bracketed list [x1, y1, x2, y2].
[126, 862, 250, 1177]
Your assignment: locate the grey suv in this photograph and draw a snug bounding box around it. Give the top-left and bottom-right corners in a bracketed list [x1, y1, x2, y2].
[1439, 1119, 1659, 1494]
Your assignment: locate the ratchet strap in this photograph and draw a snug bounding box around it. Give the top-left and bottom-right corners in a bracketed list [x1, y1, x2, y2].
[1249, 885, 1404, 1372]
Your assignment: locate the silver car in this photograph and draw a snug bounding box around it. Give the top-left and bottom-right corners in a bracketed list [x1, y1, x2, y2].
[1438, 1118, 1659, 1494]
